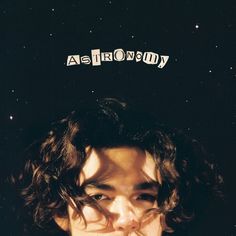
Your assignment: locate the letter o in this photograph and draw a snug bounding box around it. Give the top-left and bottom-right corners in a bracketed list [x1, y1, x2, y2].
[114, 49, 125, 61]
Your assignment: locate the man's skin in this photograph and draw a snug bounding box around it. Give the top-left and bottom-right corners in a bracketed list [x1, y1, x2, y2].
[55, 147, 164, 236]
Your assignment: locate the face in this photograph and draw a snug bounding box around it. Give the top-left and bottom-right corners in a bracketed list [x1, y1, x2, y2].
[55, 147, 164, 236]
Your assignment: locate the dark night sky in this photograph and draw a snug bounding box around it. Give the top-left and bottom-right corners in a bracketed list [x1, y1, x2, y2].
[0, 0, 235, 235]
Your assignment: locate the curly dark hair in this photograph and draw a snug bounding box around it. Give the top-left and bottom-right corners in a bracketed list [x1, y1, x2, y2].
[13, 98, 223, 235]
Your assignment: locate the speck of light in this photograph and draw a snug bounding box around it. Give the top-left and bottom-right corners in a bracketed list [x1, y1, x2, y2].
[195, 24, 199, 29]
[9, 115, 13, 120]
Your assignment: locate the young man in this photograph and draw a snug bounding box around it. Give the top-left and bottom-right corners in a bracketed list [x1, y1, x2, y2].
[14, 98, 223, 236]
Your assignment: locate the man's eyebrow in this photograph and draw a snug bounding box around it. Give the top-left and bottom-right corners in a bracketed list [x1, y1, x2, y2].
[82, 180, 159, 191]
[82, 181, 115, 191]
[134, 181, 160, 190]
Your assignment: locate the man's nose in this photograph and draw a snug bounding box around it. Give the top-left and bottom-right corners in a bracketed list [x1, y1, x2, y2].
[109, 197, 140, 232]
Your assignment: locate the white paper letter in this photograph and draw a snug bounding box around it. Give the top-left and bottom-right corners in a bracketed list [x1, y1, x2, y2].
[91, 49, 101, 66]
[135, 51, 143, 62]
[126, 51, 135, 61]
[81, 55, 91, 64]
[114, 48, 125, 61]
[101, 52, 113, 61]
[158, 55, 169, 68]
[67, 55, 80, 66]
[143, 52, 159, 64]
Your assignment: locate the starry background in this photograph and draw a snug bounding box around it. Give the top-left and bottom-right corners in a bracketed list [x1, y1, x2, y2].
[0, 0, 235, 235]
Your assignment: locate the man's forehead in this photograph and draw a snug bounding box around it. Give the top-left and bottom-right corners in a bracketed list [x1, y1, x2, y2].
[79, 147, 160, 186]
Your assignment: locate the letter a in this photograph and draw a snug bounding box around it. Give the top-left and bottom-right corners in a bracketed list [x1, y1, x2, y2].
[67, 55, 80, 66]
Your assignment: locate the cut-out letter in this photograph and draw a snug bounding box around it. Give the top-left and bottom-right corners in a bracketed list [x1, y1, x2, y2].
[91, 49, 101, 66]
[114, 49, 125, 61]
[81, 55, 91, 65]
[135, 51, 143, 62]
[143, 52, 159, 64]
[67, 55, 80, 66]
[158, 55, 169, 68]
[101, 52, 113, 61]
[126, 51, 135, 61]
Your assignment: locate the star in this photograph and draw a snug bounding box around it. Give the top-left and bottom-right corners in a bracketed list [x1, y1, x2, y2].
[49, 33, 53, 36]
[195, 24, 199, 29]
[49, 130, 54, 135]
[99, 17, 103, 21]
[89, 29, 93, 33]
[131, 35, 135, 39]
[230, 66, 233, 70]
[91, 90, 95, 94]
[11, 89, 15, 93]
[51, 8, 55, 12]
[209, 69, 212, 73]
[9, 115, 13, 120]
[22, 45, 26, 49]
[215, 45, 218, 48]
[185, 99, 190, 103]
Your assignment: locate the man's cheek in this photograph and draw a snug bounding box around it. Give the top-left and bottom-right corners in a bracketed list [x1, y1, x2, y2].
[140, 214, 163, 235]
[82, 206, 106, 223]
[68, 205, 107, 231]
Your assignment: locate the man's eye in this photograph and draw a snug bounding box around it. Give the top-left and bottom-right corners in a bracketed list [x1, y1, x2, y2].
[136, 193, 157, 203]
[90, 194, 110, 201]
